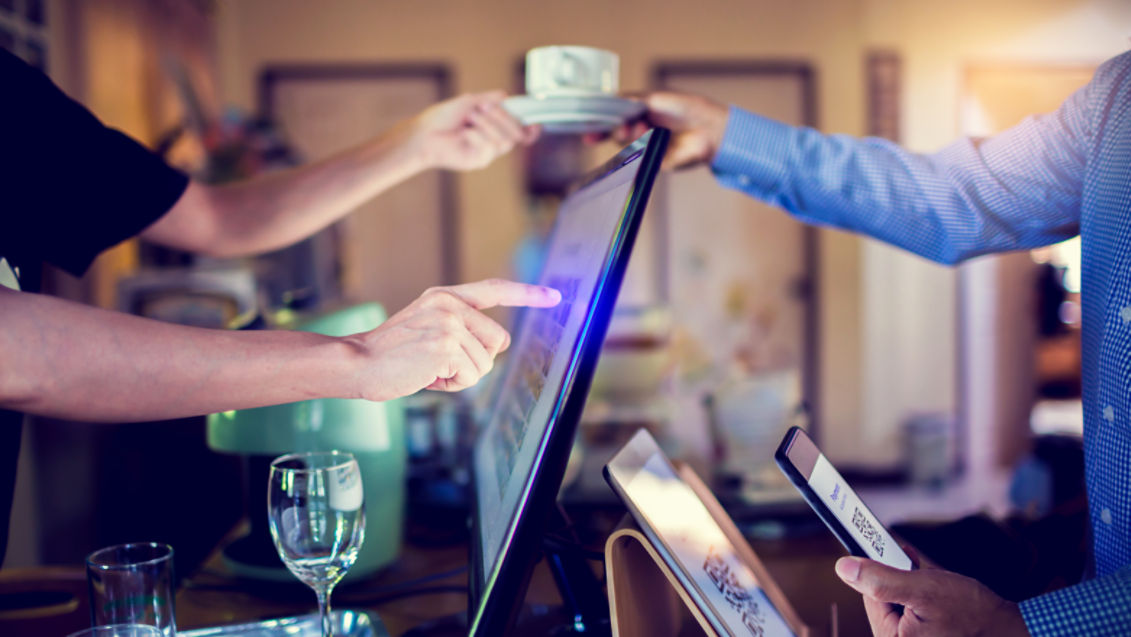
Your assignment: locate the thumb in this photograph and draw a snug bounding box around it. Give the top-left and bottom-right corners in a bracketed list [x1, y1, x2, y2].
[836, 557, 929, 607]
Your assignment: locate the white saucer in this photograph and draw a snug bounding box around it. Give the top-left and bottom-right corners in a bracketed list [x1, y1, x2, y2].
[502, 94, 645, 134]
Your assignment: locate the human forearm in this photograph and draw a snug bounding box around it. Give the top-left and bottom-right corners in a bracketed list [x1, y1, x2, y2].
[0, 287, 363, 422]
[142, 91, 537, 258]
[145, 123, 426, 258]
[0, 278, 560, 422]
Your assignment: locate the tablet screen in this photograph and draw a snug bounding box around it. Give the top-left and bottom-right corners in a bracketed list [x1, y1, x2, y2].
[608, 432, 796, 637]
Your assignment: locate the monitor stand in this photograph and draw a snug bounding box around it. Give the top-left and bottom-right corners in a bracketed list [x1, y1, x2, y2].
[532, 502, 611, 635]
[403, 504, 611, 637]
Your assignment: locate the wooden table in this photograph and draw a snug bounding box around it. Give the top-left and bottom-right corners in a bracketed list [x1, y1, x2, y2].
[0, 528, 868, 636]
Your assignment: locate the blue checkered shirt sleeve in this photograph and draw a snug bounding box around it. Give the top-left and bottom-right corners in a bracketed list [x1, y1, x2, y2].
[1018, 567, 1131, 636]
[710, 82, 1091, 263]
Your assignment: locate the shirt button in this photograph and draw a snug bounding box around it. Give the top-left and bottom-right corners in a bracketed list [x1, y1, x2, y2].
[737, 175, 752, 187]
[1122, 305, 1131, 324]
[1102, 508, 1113, 525]
[1104, 405, 1115, 423]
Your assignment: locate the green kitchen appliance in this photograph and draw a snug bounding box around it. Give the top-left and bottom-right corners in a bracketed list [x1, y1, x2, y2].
[206, 302, 406, 581]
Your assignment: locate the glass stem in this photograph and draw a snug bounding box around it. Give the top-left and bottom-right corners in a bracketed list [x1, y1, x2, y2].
[316, 586, 333, 637]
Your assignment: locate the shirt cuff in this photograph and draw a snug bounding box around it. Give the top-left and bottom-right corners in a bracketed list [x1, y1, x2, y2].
[1019, 567, 1131, 636]
[710, 105, 797, 197]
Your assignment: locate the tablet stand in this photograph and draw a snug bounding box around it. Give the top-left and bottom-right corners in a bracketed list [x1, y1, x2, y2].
[604, 463, 817, 637]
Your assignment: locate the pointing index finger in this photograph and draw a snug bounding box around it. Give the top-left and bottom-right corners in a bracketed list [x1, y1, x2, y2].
[443, 279, 561, 310]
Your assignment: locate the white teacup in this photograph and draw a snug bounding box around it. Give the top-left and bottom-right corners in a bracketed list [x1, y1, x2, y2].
[525, 46, 619, 98]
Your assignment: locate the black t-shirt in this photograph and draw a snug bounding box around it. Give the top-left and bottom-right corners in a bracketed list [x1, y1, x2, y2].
[0, 49, 190, 565]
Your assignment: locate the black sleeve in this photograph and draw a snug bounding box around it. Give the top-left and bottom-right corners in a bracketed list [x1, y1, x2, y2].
[0, 49, 190, 276]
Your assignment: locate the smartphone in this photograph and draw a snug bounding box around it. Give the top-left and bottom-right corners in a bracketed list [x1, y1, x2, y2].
[775, 426, 914, 571]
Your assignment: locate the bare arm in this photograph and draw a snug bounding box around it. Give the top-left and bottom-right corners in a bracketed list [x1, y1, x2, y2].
[141, 91, 537, 258]
[0, 285, 355, 421]
[0, 279, 559, 422]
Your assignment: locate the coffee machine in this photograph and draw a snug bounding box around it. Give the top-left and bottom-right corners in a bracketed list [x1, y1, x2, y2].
[206, 302, 406, 581]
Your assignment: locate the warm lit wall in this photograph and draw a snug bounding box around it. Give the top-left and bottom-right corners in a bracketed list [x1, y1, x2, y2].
[213, 0, 1131, 468]
[214, 0, 868, 281]
[214, 0, 871, 461]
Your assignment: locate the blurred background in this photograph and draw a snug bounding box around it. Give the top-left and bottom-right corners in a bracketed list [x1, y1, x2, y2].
[2, 0, 1128, 608]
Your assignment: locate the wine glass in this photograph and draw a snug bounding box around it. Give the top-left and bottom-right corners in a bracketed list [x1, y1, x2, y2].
[268, 451, 366, 637]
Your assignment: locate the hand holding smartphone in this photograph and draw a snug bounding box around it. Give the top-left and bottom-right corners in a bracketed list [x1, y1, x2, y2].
[774, 426, 914, 571]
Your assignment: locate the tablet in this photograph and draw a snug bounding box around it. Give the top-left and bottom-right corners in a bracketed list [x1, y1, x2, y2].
[605, 429, 798, 637]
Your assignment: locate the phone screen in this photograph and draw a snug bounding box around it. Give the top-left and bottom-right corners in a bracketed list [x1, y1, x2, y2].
[777, 427, 913, 571]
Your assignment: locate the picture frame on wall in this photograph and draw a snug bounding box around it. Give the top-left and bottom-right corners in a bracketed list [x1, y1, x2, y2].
[260, 63, 457, 313]
[866, 49, 901, 142]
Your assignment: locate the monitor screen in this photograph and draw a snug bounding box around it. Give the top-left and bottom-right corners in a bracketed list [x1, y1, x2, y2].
[468, 128, 669, 636]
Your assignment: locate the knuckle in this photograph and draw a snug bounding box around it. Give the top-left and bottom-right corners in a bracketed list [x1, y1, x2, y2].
[425, 288, 458, 308]
[489, 323, 509, 346]
[420, 287, 446, 306]
[432, 334, 461, 355]
[438, 311, 462, 332]
[442, 334, 463, 352]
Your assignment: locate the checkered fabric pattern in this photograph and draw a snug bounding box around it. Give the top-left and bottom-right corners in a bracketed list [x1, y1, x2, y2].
[710, 50, 1131, 635]
[1021, 567, 1131, 636]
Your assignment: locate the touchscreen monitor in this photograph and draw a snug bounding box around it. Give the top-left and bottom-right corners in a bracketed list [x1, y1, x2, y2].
[467, 128, 669, 636]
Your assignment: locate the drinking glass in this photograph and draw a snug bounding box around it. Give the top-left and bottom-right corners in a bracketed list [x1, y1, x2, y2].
[86, 542, 176, 636]
[268, 451, 365, 637]
[68, 625, 164, 637]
